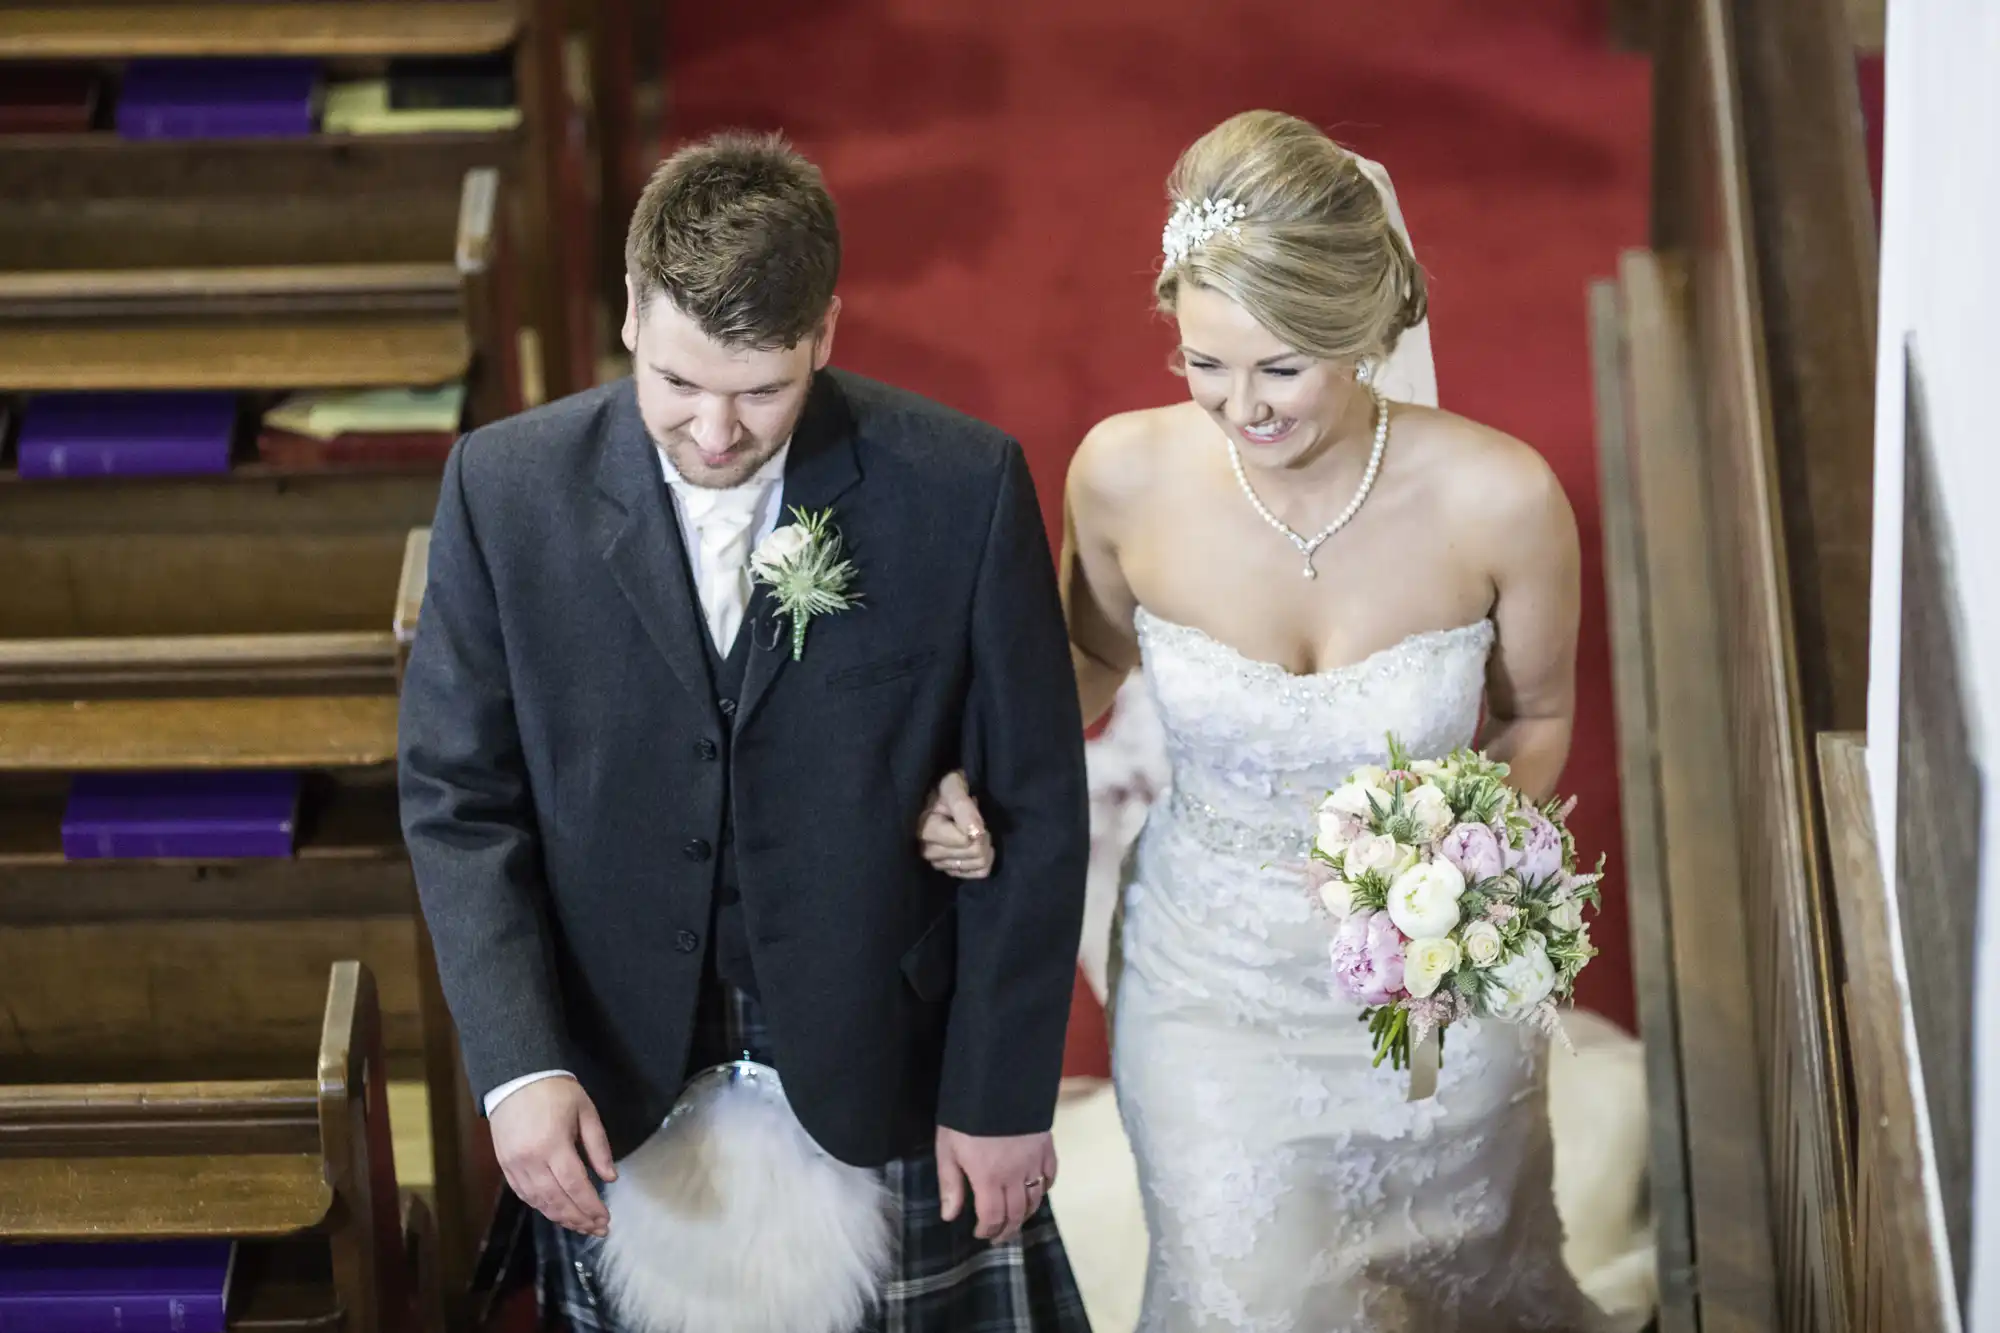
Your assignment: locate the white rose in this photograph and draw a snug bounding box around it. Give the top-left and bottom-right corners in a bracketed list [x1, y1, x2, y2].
[1546, 892, 1585, 933]
[750, 523, 811, 577]
[1317, 876, 1357, 920]
[1411, 758, 1460, 781]
[1403, 782, 1456, 843]
[1386, 860, 1465, 940]
[1320, 780, 1384, 820]
[1321, 782, 1385, 832]
[1314, 809, 1359, 857]
[1345, 833, 1418, 881]
[1403, 937, 1462, 999]
[1348, 764, 1389, 790]
[1460, 920, 1505, 968]
[1486, 942, 1558, 1019]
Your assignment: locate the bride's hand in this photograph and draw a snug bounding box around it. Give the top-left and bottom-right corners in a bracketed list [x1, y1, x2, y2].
[920, 770, 994, 879]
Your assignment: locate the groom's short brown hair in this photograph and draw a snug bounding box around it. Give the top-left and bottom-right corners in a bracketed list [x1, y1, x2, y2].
[625, 130, 841, 350]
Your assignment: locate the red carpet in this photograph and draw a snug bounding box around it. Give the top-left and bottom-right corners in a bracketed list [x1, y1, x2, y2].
[665, 0, 1652, 1061]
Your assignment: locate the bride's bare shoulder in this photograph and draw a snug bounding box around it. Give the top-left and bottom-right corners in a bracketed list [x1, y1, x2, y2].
[1395, 405, 1574, 535]
[1068, 402, 1204, 511]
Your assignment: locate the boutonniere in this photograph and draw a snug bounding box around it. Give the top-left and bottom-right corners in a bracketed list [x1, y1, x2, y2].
[750, 505, 860, 660]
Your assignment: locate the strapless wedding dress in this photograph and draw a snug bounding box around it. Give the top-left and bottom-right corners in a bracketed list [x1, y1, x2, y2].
[1105, 606, 1613, 1332]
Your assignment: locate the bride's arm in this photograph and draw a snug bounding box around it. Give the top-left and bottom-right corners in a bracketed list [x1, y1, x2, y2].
[1476, 452, 1583, 802]
[1061, 418, 1146, 729]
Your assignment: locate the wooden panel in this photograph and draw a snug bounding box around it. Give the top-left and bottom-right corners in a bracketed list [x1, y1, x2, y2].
[0, 472, 441, 536]
[1614, 251, 1781, 1332]
[1818, 733, 1953, 1331]
[0, 534, 421, 639]
[1654, 0, 1859, 1323]
[0, 1153, 334, 1238]
[0, 694, 400, 771]
[0, 317, 470, 392]
[0, 632, 397, 698]
[1726, 0, 1878, 736]
[0, 2, 522, 59]
[0, 132, 520, 202]
[1589, 276, 1695, 1333]
[0, 191, 460, 271]
[1894, 349, 1978, 1308]
[0, 918, 424, 1077]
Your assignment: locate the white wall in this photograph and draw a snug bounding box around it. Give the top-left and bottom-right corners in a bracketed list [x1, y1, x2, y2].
[1867, 0, 2000, 1322]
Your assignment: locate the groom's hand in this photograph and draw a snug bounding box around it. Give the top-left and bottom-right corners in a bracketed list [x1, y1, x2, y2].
[490, 1076, 619, 1238]
[935, 1126, 1056, 1245]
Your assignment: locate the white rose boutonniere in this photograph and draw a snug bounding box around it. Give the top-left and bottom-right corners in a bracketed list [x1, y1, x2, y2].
[749, 506, 859, 660]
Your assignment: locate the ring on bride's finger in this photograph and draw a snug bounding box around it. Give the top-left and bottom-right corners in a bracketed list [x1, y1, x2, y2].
[1024, 1176, 1046, 1190]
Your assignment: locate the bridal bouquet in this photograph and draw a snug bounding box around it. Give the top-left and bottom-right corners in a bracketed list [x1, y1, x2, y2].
[1309, 735, 1602, 1081]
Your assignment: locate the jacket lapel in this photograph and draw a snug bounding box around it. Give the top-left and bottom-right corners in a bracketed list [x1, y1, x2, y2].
[735, 371, 862, 730]
[593, 385, 716, 714]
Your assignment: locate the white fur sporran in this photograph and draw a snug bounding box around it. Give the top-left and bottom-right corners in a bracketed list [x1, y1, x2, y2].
[596, 1060, 896, 1333]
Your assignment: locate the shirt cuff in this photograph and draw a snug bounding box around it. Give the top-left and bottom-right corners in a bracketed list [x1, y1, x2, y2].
[483, 1068, 575, 1116]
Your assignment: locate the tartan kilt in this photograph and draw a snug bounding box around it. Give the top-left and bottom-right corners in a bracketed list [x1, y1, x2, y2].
[532, 983, 1091, 1333]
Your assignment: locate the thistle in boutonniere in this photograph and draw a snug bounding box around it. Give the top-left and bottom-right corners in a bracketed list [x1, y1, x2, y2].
[749, 505, 860, 660]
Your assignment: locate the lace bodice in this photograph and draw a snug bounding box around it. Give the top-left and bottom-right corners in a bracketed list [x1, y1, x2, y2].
[1136, 606, 1494, 853]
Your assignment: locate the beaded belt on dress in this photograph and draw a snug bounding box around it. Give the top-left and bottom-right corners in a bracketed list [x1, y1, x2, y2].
[1163, 786, 1313, 860]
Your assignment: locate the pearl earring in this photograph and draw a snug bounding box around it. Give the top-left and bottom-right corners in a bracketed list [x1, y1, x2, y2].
[1355, 360, 1374, 386]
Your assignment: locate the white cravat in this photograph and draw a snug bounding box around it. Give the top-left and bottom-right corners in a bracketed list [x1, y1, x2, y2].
[661, 443, 791, 652]
[679, 485, 766, 650]
[481, 439, 791, 1118]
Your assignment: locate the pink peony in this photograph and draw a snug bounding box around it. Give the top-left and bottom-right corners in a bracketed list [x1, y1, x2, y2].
[1440, 822, 1505, 883]
[1506, 812, 1565, 883]
[1330, 909, 1406, 1005]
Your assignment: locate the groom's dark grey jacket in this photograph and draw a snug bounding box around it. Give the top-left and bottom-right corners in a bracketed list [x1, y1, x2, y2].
[397, 369, 1089, 1166]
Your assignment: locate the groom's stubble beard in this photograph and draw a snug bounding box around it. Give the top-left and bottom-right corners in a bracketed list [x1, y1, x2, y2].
[652, 415, 797, 490]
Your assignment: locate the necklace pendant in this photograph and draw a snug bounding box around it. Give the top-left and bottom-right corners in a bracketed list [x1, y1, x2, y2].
[1302, 563, 1318, 581]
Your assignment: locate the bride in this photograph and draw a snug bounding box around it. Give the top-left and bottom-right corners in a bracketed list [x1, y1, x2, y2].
[923, 110, 1612, 1331]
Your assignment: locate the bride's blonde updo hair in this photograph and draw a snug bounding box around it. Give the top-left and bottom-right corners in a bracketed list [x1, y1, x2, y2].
[1155, 110, 1428, 363]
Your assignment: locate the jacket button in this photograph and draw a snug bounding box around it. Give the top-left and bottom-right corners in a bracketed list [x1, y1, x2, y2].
[683, 838, 713, 862]
[695, 739, 719, 761]
[675, 930, 700, 953]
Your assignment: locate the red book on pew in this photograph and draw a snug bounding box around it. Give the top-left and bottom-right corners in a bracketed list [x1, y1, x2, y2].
[0, 66, 103, 134]
[256, 425, 456, 469]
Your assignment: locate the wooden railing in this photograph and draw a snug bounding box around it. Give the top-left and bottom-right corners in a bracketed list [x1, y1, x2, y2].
[1591, 0, 1943, 1327]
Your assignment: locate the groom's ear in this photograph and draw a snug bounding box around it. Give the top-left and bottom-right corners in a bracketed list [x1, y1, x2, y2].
[810, 296, 841, 371]
[621, 277, 640, 354]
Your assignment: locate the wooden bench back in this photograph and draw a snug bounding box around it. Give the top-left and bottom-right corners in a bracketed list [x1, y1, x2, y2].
[0, 960, 411, 1333]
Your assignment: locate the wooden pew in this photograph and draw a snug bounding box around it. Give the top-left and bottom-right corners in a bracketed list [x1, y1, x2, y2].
[0, 539, 489, 1332]
[0, 0, 617, 404]
[1593, 0, 1913, 1326]
[0, 163, 517, 421]
[0, 959, 444, 1333]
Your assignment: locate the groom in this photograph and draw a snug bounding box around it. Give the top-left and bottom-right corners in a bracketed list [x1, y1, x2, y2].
[398, 131, 1091, 1330]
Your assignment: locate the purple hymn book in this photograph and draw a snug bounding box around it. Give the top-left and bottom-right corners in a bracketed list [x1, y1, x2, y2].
[116, 58, 320, 139]
[0, 1239, 236, 1332]
[62, 770, 303, 860]
[15, 392, 237, 479]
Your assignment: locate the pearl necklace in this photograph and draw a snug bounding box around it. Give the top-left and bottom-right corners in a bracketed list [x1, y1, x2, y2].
[1225, 387, 1389, 579]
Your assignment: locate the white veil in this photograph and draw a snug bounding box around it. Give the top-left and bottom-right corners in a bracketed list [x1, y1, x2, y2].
[1077, 156, 1437, 1002]
[1352, 154, 1439, 410]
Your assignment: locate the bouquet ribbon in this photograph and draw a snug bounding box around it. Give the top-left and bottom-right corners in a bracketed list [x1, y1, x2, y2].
[1406, 1030, 1440, 1102]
